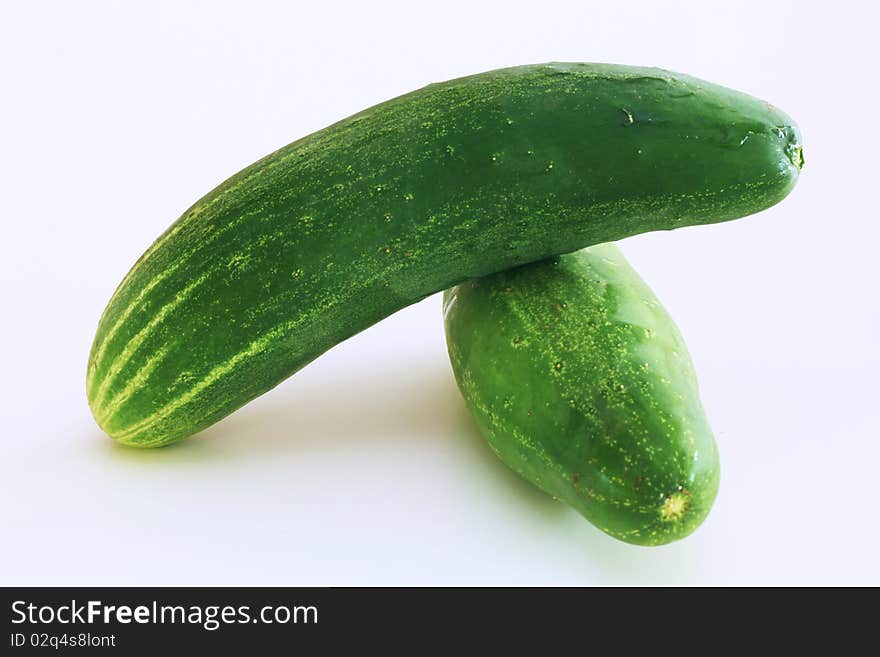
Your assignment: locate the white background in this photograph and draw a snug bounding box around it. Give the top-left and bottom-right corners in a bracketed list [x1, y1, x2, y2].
[2, 0, 878, 585]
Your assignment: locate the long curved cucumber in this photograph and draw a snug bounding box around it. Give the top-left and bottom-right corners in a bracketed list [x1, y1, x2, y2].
[443, 244, 719, 545]
[87, 62, 801, 447]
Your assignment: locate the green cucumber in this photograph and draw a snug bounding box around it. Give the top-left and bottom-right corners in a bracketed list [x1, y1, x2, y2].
[443, 244, 719, 545]
[87, 62, 801, 447]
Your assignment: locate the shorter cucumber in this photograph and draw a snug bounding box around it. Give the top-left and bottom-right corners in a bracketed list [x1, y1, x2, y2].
[443, 244, 719, 545]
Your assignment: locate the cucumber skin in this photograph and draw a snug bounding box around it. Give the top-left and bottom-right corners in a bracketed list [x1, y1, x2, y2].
[87, 62, 801, 447]
[442, 245, 719, 546]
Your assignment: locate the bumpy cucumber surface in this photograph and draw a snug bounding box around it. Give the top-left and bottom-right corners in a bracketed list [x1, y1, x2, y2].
[87, 62, 801, 447]
[443, 245, 719, 545]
